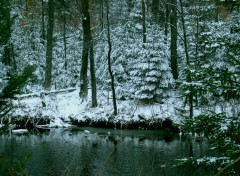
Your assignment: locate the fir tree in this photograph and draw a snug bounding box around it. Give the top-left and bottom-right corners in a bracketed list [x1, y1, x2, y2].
[0, 65, 35, 118]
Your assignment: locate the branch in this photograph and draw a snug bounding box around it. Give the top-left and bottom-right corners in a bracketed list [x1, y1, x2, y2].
[215, 156, 240, 176]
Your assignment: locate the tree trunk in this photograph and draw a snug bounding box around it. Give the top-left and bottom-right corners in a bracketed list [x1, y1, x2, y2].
[142, 0, 147, 45]
[79, 0, 97, 106]
[106, 0, 117, 115]
[164, 2, 169, 39]
[1, 0, 12, 67]
[41, 0, 45, 41]
[151, 0, 159, 23]
[89, 44, 97, 107]
[44, 0, 54, 90]
[79, 0, 89, 101]
[62, 0, 67, 70]
[170, 0, 178, 79]
[179, 0, 193, 118]
[127, 0, 134, 12]
[101, 0, 104, 31]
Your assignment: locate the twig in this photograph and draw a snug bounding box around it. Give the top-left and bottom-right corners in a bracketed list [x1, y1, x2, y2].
[215, 156, 240, 176]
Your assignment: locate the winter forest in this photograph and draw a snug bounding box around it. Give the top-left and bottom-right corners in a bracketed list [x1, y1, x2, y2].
[0, 0, 240, 175]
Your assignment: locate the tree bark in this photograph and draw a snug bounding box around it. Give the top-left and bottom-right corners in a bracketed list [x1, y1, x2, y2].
[164, 2, 169, 39]
[1, 0, 12, 67]
[62, 0, 67, 70]
[179, 0, 193, 118]
[142, 0, 147, 45]
[151, 0, 159, 23]
[44, 0, 54, 90]
[41, 0, 45, 41]
[101, 0, 104, 31]
[106, 0, 117, 115]
[89, 44, 97, 107]
[170, 0, 178, 79]
[79, 0, 97, 106]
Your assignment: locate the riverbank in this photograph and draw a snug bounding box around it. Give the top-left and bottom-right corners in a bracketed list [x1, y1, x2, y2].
[6, 88, 182, 127]
[3, 88, 237, 130]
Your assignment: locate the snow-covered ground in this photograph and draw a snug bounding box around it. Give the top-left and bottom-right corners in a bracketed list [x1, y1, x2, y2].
[8, 88, 184, 127]
[8, 88, 239, 128]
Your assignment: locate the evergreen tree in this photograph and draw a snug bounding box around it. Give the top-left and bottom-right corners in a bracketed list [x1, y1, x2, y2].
[0, 65, 35, 118]
[128, 28, 173, 103]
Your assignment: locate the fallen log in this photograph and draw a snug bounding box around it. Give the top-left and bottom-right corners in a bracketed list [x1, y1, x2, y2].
[15, 88, 77, 99]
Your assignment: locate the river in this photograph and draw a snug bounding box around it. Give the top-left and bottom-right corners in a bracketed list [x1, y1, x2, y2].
[1, 127, 210, 176]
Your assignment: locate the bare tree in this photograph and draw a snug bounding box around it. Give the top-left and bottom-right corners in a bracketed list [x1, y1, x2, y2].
[179, 0, 193, 118]
[106, 0, 117, 115]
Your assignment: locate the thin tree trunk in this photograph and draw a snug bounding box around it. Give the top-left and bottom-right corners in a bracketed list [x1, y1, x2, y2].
[164, 2, 169, 39]
[62, 0, 67, 70]
[106, 0, 117, 115]
[170, 0, 178, 79]
[41, 0, 45, 41]
[179, 0, 193, 118]
[101, 0, 104, 31]
[89, 44, 97, 107]
[142, 0, 147, 45]
[44, 0, 54, 90]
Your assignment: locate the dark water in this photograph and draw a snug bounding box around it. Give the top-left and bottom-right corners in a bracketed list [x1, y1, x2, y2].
[0, 128, 209, 176]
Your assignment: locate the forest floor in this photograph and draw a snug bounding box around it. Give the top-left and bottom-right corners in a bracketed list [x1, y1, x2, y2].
[8, 88, 237, 129]
[9, 88, 182, 127]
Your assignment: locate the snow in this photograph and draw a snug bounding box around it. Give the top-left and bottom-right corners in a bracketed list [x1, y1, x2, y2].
[12, 129, 29, 134]
[9, 88, 185, 127]
[7, 86, 239, 129]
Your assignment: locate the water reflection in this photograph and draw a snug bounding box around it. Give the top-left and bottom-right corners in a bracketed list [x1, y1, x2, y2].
[0, 128, 209, 176]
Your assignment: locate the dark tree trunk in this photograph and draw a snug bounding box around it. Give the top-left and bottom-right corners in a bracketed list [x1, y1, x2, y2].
[79, 3, 89, 101]
[101, 0, 104, 31]
[164, 2, 170, 39]
[62, 0, 67, 70]
[89, 44, 97, 107]
[214, 0, 219, 22]
[106, 0, 117, 115]
[79, 0, 97, 106]
[170, 0, 178, 79]
[151, 0, 159, 23]
[1, 0, 12, 67]
[179, 0, 193, 118]
[41, 0, 45, 41]
[127, 0, 134, 12]
[44, 0, 54, 90]
[142, 0, 147, 45]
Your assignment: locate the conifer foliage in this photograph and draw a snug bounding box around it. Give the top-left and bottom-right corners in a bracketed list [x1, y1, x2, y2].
[0, 65, 35, 118]
[128, 37, 173, 103]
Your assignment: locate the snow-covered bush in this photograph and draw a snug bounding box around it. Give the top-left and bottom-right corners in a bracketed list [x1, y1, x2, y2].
[179, 113, 240, 176]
